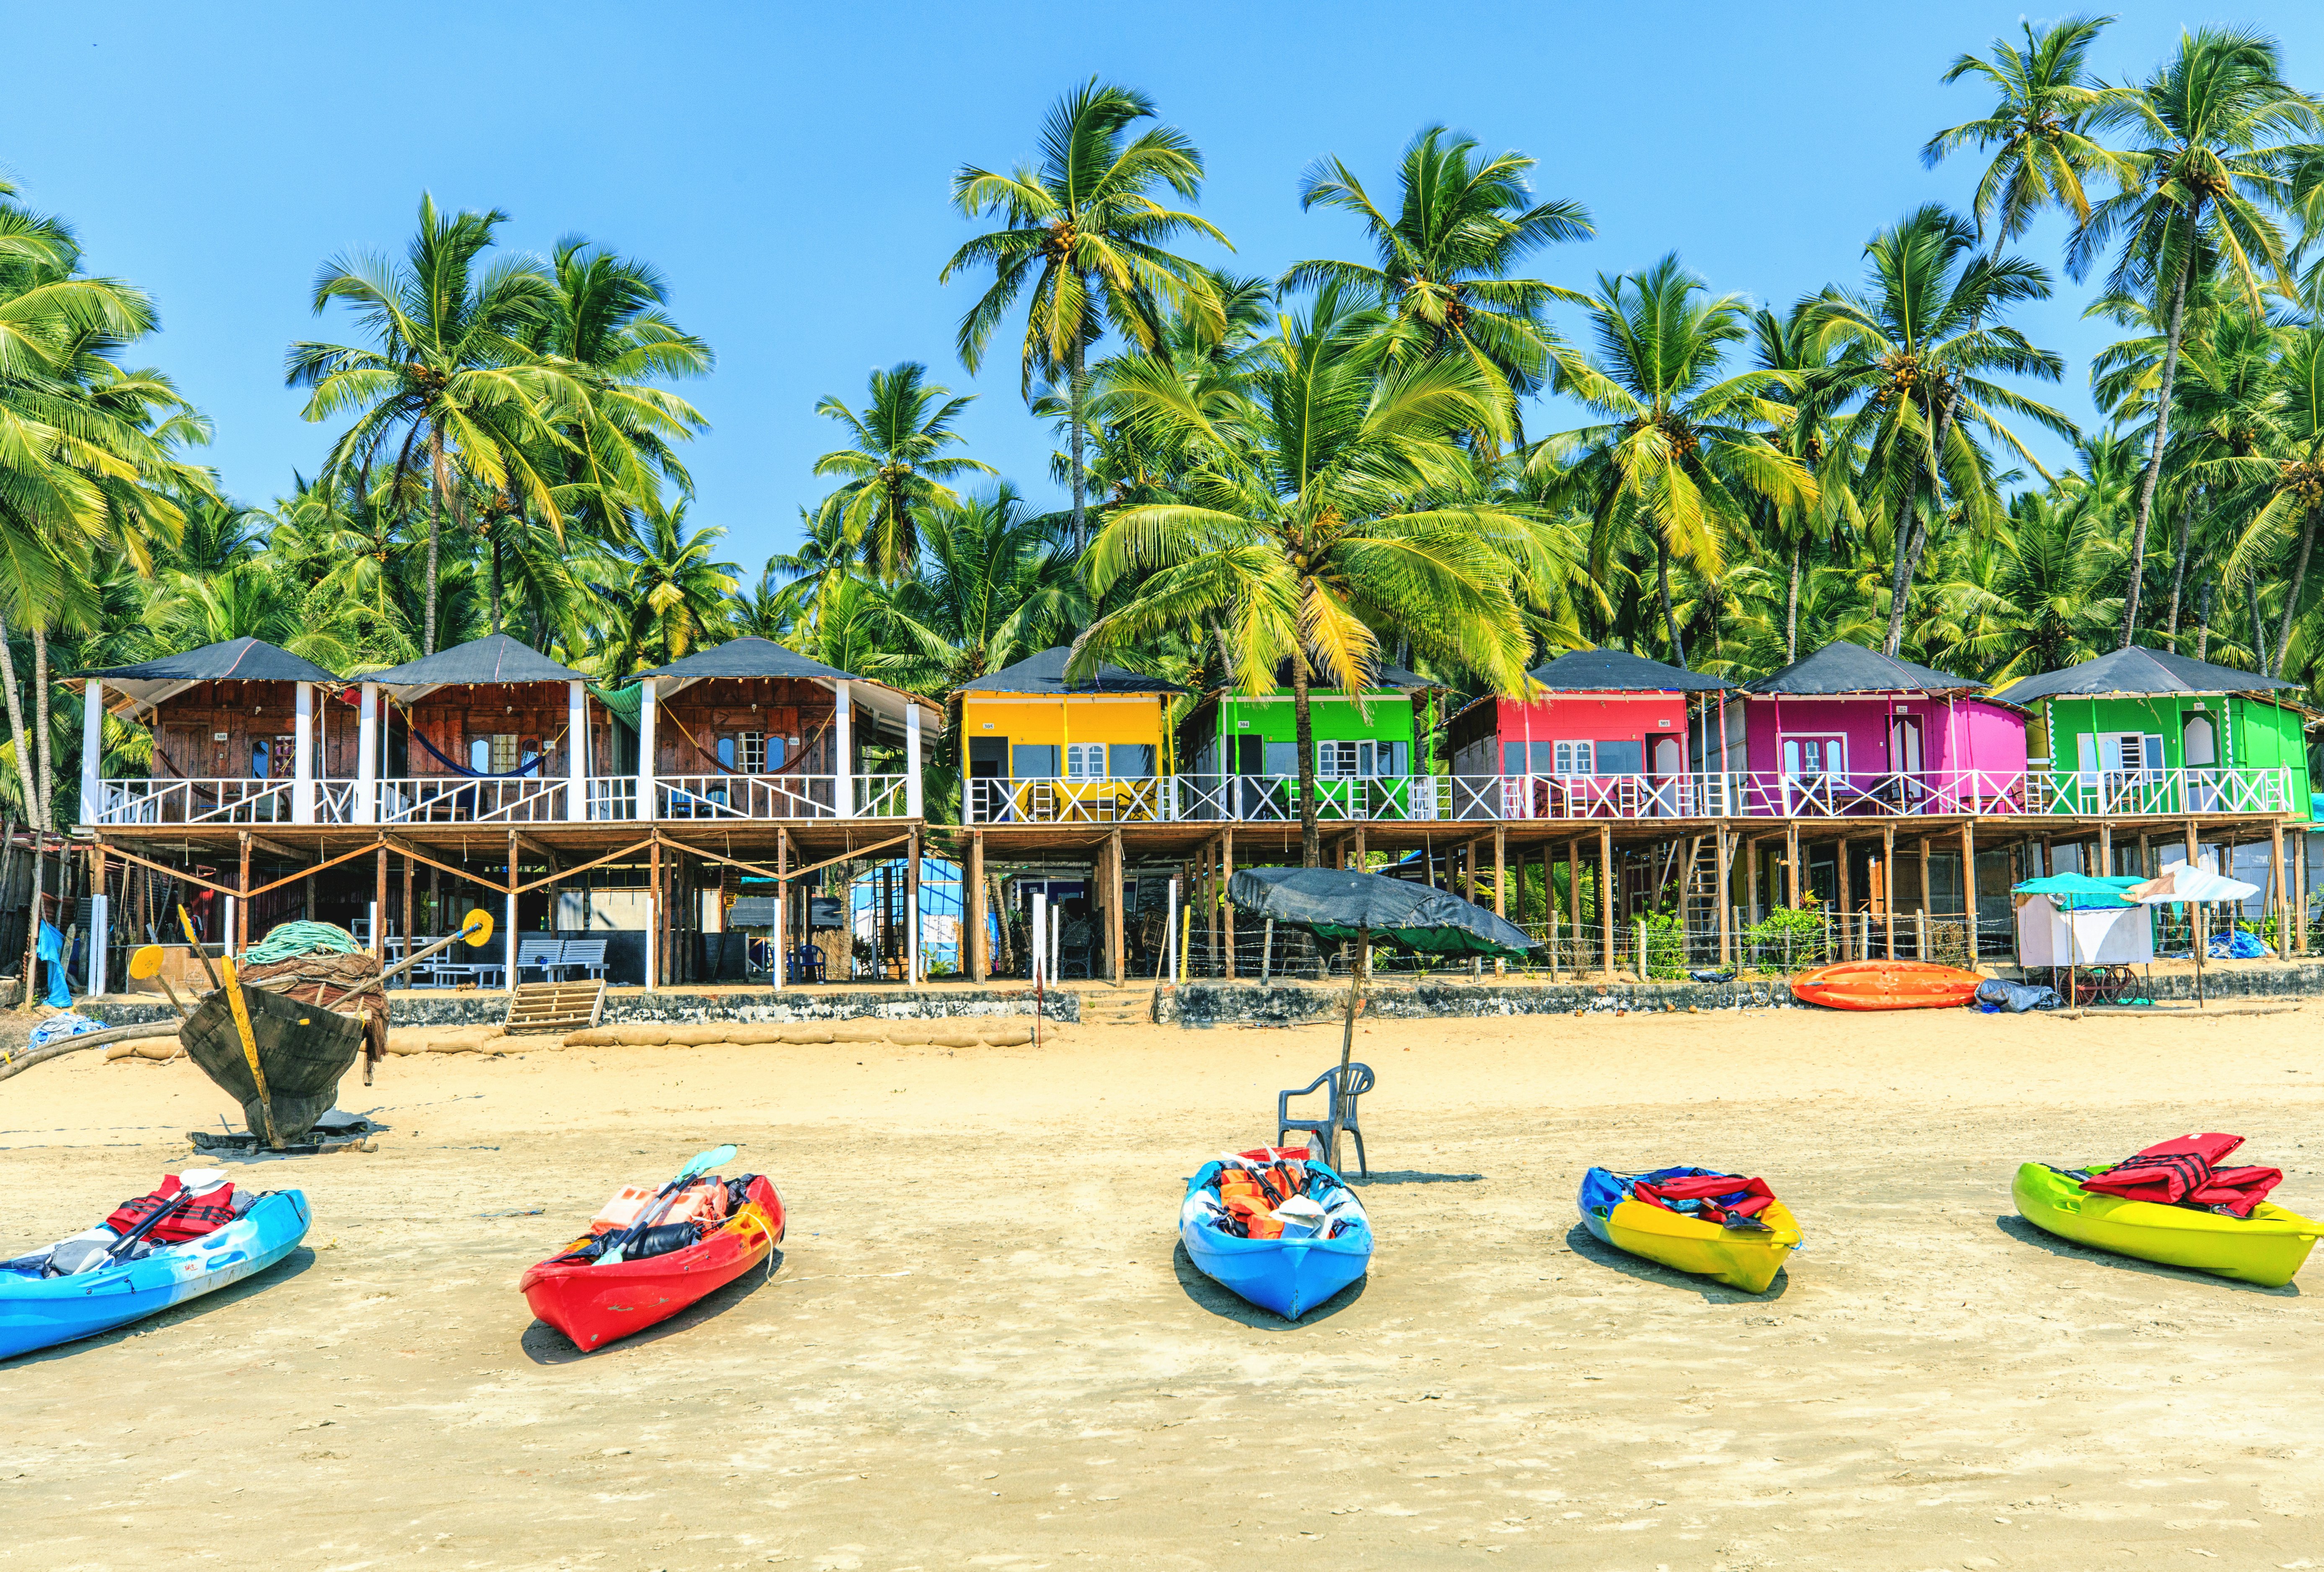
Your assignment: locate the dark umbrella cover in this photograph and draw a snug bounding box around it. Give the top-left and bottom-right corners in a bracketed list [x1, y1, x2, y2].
[1228, 867, 1535, 960]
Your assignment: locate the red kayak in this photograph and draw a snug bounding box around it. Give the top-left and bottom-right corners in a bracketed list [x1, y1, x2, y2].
[1792, 960, 1983, 1011]
[520, 1175, 786, 1351]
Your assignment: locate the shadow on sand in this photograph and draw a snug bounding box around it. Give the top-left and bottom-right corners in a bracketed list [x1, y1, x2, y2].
[1992, 1214, 2301, 1296]
[1172, 1240, 1368, 1327]
[1562, 1221, 1788, 1304]
[2, 1246, 318, 1368]
[520, 1248, 787, 1363]
[1352, 1171, 1482, 1187]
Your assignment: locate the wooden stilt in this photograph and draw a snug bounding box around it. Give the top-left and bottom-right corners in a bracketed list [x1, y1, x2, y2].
[775, 827, 790, 988]
[1222, 829, 1237, 980]
[966, 830, 984, 983]
[1598, 823, 1615, 979]
[1883, 822, 1896, 959]
[1567, 836, 1582, 967]
[1960, 820, 1979, 966]
[647, 835, 661, 991]
[1491, 823, 1506, 976]
[367, 837, 382, 960]
[402, 850, 415, 946]
[2271, 818, 2290, 960]
[1107, 827, 1125, 985]
[1715, 823, 1731, 968]
[1835, 835, 1853, 959]
[1784, 821, 1801, 909]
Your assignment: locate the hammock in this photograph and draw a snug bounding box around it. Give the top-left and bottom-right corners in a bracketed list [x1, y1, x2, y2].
[664, 709, 829, 780]
[394, 704, 563, 779]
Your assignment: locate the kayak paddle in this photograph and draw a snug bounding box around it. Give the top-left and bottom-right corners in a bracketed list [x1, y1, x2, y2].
[597, 1144, 739, 1265]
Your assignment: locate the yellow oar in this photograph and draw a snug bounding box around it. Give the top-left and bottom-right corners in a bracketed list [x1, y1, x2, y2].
[215, 953, 282, 1151]
[127, 944, 189, 1021]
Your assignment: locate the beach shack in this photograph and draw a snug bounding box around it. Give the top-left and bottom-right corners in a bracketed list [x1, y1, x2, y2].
[75, 636, 348, 827]
[360, 633, 596, 827]
[1992, 647, 2313, 822]
[1726, 641, 2028, 817]
[1449, 647, 1734, 818]
[1178, 661, 1437, 821]
[630, 636, 940, 821]
[956, 647, 1188, 823]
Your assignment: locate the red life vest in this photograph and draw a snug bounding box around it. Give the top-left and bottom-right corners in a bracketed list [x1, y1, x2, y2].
[2081, 1133, 2280, 1218]
[1632, 1173, 1776, 1226]
[106, 1174, 239, 1243]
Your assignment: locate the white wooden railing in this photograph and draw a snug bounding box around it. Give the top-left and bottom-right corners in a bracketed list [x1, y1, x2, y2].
[1176, 773, 1444, 822]
[965, 776, 1175, 824]
[375, 775, 568, 825]
[95, 777, 303, 826]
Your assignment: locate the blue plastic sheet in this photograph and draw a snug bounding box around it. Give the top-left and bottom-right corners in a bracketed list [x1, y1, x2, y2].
[1975, 978, 2059, 1013]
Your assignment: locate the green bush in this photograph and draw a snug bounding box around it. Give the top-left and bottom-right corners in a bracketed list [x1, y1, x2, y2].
[1743, 905, 1828, 973]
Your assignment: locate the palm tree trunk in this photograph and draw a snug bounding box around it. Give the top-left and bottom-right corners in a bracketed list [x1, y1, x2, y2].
[488, 535, 504, 637]
[1881, 499, 1921, 658]
[2249, 576, 2268, 676]
[1785, 536, 1803, 663]
[0, 612, 40, 829]
[2122, 265, 2191, 650]
[1068, 327, 1089, 549]
[1291, 648, 1319, 869]
[2274, 504, 2317, 677]
[426, 426, 447, 656]
[2196, 581, 2214, 662]
[1656, 537, 1687, 668]
[2166, 498, 2192, 650]
[32, 624, 54, 826]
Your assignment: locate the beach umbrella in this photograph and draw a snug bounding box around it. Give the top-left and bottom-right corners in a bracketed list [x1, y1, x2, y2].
[2010, 873, 2143, 1006]
[2124, 865, 2261, 1007]
[1228, 867, 1533, 1164]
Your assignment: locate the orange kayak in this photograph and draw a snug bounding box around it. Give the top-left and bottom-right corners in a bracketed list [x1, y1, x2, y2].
[1791, 960, 1982, 1011]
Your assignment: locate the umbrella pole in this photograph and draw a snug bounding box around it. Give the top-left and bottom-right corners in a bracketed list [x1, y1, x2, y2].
[1334, 924, 1367, 1170]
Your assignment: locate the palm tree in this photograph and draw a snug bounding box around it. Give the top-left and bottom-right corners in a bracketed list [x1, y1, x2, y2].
[811, 362, 994, 580]
[2210, 327, 2324, 675]
[2070, 27, 2317, 647]
[879, 484, 1088, 701]
[941, 78, 1228, 545]
[1813, 205, 2077, 656]
[762, 506, 859, 642]
[1536, 256, 1815, 668]
[1076, 284, 1534, 867]
[287, 194, 577, 654]
[1284, 124, 1593, 425]
[605, 503, 741, 673]
[1746, 301, 1861, 663]
[1924, 16, 2135, 251]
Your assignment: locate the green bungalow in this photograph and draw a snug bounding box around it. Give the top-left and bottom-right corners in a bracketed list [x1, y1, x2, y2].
[1177, 662, 1439, 822]
[1994, 648, 2314, 823]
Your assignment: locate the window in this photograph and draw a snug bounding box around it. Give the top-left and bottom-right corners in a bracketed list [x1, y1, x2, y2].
[1321, 741, 1361, 777]
[2183, 712, 2218, 767]
[1011, 743, 1058, 778]
[765, 736, 787, 769]
[1107, 743, 1155, 778]
[717, 736, 736, 770]
[2081, 731, 2166, 774]
[1782, 736, 1844, 777]
[490, 734, 520, 773]
[1596, 739, 1644, 774]
[1263, 741, 1297, 777]
[1888, 714, 1924, 774]
[1553, 739, 1594, 776]
[250, 739, 270, 777]
[736, 732, 768, 772]
[469, 738, 493, 774]
[1065, 742, 1106, 779]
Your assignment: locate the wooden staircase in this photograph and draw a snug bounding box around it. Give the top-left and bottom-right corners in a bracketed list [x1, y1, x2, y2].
[503, 979, 607, 1035]
[1077, 989, 1153, 1030]
[1679, 835, 1724, 964]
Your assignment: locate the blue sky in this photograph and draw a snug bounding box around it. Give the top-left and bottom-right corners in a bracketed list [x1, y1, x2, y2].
[4, 2, 2321, 574]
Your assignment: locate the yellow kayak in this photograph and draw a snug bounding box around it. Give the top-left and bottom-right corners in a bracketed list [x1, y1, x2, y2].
[2013, 1162, 2323, 1288]
[1579, 1167, 1802, 1293]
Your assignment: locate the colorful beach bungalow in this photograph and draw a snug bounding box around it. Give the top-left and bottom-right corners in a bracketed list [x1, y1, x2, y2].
[1178, 661, 1438, 821]
[1994, 647, 2313, 822]
[957, 648, 1189, 823]
[1724, 641, 2029, 817]
[1449, 647, 1734, 818]
[630, 636, 939, 822]
[361, 633, 597, 825]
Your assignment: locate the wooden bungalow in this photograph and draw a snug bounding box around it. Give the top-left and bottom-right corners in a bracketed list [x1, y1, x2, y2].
[957, 648, 1188, 823]
[1448, 647, 1734, 819]
[361, 633, 594, 826]
[631, 636, 941, 822]
[1994, 647, 2314, 823]
[76, 636, 348, 826]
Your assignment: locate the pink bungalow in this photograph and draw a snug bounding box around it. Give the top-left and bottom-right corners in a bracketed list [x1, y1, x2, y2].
[1447, 647, 1736, 818]
[1716, 641, 2028, 817]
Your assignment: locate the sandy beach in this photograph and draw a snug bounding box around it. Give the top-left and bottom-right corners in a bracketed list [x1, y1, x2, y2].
[6, 1001, 2324, 1569]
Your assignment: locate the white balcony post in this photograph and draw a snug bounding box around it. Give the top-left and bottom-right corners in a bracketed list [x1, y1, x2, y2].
[635, 677, 657, 822]
[354, 683, 379, 824]
[905, 699, 923, 818]
[834, 681, 854, 819]
[566, 680, 588, 823]
[292, 681, 315, 824]
[80, 679, 102, 826]
[88, 892, 109, 996]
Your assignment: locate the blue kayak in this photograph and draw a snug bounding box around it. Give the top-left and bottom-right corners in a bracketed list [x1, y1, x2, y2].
[0, 1190, 310, 1360]
[1180, 1148, 1371, 1320]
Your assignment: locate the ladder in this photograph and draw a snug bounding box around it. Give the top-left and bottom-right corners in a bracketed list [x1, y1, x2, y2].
[1678, 835, 1724, 965]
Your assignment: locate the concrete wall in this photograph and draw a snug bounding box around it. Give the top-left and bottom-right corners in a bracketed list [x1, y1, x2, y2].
[81, 985, 1077, 1030]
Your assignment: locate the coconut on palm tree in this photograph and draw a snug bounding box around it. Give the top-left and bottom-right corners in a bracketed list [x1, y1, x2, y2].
[941, 78, 1228, 546]
[812, 362, 994, 580]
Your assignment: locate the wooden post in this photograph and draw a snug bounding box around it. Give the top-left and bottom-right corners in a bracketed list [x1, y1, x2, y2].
[402, 850, 415, 944]
[906, 825, 922, 986]
[774, 826, 791, 989]
[2298, 828, 2309, 957]
[1107, 827, 1125, 985]
[2040, 838, 2053, 878]
[1222, 829, 1237, 980]
[1835, 835, 1853, 959]
[304, 870, 317, 923]
[2271, 818, 2290, 960]
[1598, 823, 1615, 979]
[2185, 818, 2199, 868]
[367, 838, 383, 960]
[966, 830, 984, 983]
[2138, 830, 2153, 879]
[1491, 823, 1506, 976]
[1204, 836, 1219, 973]
[1567, 835, 1583, 966]
[1920, 836, 1933, 916]
[1744, 835, 1760, 924]
[1546, 844, 1561, 980]
[1883, 822, 1897, 959]
[2098, 821, 2113, 879]
[647, 834, 661, 991]
[1715, 823, 1731, 968]
[1784, 820, 1801, 908]
[1960, 819, 1979, 965]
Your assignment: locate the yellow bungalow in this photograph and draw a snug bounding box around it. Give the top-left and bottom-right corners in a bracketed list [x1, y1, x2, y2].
[956, 648, 1188, 823]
